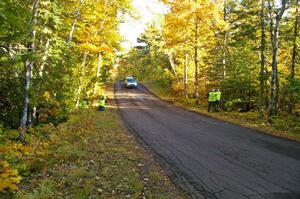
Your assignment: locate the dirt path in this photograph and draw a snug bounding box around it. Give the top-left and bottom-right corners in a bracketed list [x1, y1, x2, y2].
[115, 82, 300, 199]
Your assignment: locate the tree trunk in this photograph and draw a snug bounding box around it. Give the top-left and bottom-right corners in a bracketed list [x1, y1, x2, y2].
[222, 0, 228, 81]
[93, 52, 102, 95]
[259, 0, 266, 118]
[274, 71, 280, 113]
[267, 0, 274, 116]
[194, 21, 199, 104]
[288, 0, 299, 113]
[67, 0, 83, 48]
[39, 38, 50, 77]
[268, 0, 286, 116]
[269, 25, 279, 116]
[184, 49, 188, 98]
[20, 60, 32, 139]
[75, 52, 88, 108]
[167, 52, 178, 81]
[62, 0, 83, 62]
[19, 0, 40, 142]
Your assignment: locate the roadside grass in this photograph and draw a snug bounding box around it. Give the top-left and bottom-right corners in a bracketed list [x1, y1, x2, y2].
[0, 85, 187, 198]
[142, 81, 300, 142]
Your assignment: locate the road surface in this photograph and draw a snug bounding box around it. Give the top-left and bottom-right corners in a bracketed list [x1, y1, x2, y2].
[115, 82, 300, 199]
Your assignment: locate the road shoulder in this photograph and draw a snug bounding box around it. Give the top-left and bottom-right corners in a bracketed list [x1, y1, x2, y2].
[141, 81, 300, 142]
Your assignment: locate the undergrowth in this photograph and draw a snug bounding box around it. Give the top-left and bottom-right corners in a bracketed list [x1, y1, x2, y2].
[0, 99, 187, 198]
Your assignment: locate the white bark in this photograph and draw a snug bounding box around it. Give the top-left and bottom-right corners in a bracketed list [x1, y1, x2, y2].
[39, 38, 50, 77]
[222, 35, 227, 81]
[20, 0, 40, 141]
[184, 49, 188, 98]
[268, 0, 286, 116]
[67, 0, 83, 48]
[167, 52, 178, 80]
[62, 0, 83, 63]
[75, 52, 88, 108]
[93, 53, 102, 95]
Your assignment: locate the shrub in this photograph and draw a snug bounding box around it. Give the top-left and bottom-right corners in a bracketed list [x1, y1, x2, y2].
[268, 115, 300, 134]
[0, 160, 22, 192]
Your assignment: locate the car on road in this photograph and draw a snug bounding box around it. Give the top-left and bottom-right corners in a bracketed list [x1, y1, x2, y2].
[125, 76, 138, 88]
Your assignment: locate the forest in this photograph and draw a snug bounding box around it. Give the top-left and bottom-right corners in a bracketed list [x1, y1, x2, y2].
[0, 0, 299, 196]
[0, 0, 132, 134]
[120, 0, 299, 120]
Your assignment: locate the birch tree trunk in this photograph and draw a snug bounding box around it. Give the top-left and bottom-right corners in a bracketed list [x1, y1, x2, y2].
[75, 52, 88, 108]
[268, 0, 286, 116]
[167, 52, 178, 81]
[288, 0, 299, 113]
[19, 0, 40, 142]
[67, 0, 83, 48]
[39, 38, 50, 77]
[62, 0, 83, 63]
[184, 49, 188, 98]
[93, 52, 102, 95]
[259, 0, 266, 118]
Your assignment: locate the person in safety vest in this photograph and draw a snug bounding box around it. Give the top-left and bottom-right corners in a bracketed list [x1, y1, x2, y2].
[98, 96, 106, 111]
[215, 89, 221, 111]
[80, 98, 89, 109]
[208, 89, 216, 112]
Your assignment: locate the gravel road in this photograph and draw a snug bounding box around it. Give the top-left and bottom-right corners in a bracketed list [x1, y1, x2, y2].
[115, 82, 300, 199]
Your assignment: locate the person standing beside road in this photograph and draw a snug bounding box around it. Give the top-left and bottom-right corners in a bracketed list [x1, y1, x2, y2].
[215, 89, 221, 111]
[98, 96, 106, 111]
[80, 98, 89, 109]
[208, 89, 216, 112]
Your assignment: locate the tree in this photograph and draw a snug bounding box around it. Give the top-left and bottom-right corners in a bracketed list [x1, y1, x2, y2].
[268, 0, 287, 116]
[259, 0, 266, 118]
[19, 0, 40, 142]
[288, 0, 299, 113]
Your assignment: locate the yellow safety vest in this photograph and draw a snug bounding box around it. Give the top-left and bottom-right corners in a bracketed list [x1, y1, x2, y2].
[208, 92, 216, 102]
[81, 100, 88, 109]
[99, 99, 105, 107]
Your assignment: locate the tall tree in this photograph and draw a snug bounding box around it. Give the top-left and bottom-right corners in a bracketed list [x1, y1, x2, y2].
[222, 0, 228, 81]
[19, 0, 40, 142]
[259, 0, 266, 118]
[268, 0, 287, 116]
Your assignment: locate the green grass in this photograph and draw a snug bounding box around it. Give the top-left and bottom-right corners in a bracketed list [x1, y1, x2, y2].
[6, 85, 187, 199]
[143, 81, 300, 142]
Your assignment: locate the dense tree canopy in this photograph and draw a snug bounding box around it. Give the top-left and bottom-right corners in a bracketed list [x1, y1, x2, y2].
[0, 0, 132, 131]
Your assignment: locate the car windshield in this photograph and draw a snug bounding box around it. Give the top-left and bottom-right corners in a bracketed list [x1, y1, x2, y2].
[126, 77, 135, 82]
